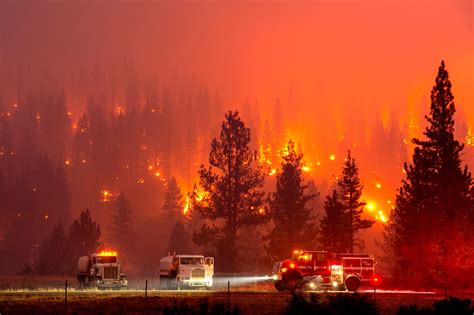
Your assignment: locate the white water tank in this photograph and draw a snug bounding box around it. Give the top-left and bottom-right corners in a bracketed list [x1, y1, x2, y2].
[77, 256, 90, 275]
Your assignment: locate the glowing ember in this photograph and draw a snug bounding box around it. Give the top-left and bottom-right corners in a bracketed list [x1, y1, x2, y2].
[376, 183, 382, 189]
[64, 159, 72, 166]
[269, 168, 277, 176]
[100, 190, 112, 202]
[366, 202, 375, 211]
[329, 154, 336, 161]
[115, 106, 124, 115]
[137, 178, 145, 184]
[376, 210, 388, 223]
[302, 165, 311, 172]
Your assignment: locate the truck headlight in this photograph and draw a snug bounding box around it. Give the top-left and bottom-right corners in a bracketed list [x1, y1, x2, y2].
[272, 275, 278, 280]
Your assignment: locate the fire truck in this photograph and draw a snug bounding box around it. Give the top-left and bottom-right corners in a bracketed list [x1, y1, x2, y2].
[77, 251, 127, 289]
[272, 250, 375, 292]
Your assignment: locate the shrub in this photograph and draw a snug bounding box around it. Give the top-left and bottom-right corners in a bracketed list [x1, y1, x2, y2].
[162, 299, 241, 315]
[285, 293, 378, 315]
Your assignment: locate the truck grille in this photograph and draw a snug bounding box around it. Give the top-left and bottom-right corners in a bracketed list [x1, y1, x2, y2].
[104, 266, 118, 279]
[191, 268, 205, 280]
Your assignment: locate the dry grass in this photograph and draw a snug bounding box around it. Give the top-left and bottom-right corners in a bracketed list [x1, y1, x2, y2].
[1, 276, 473, 314]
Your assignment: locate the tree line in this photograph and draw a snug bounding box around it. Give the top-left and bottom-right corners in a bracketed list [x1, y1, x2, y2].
[1, 61, 473, 288]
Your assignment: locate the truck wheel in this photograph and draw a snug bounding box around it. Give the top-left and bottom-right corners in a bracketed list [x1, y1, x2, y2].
[283, 277, 299, 292]
[345, 276, 360, 292]
[274, 280, 285, 292]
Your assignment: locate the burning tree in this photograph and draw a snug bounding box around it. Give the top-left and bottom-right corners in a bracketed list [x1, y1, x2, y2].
[385, 61, 474, 287]
[337, 151, 374, 253]
[192, 111, 266, 272]
[266, 140, 317, 260]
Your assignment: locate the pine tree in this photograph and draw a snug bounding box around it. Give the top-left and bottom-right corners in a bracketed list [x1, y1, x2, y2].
[167, 220, 190, 254]
[37, 222, 67, 275]
[338, 151, 374, 253]
[162, 177, 183, 222]
[266, 140, 316, 260]
[192, 111, 266, 272]
[67, 209, 101, 274]
[108, 193, 135, 259]
[386, 61, 474, 287]
[319, 189, 347, 253]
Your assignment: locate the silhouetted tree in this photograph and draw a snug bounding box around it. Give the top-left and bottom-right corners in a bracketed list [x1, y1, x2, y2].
[162, 177, 183, 222]
[319, 190, 348, 253]
[338, 151, 374, 253]
[37, 222, 66, 275]
[192, 111, 266, 272]
[167, 220, 190, 254]
[266, 140, 316, 260]
[108, 193, 135, 259]
[385, 61, 474, 287]
[67, 209, 101, 273]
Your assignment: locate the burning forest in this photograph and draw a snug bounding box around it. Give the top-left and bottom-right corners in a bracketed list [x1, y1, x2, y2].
[0, 0, 473, 299]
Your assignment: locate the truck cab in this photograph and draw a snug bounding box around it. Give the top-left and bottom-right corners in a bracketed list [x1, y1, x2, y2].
[77, 251, 127, 290]
[160, 254, 214, 289]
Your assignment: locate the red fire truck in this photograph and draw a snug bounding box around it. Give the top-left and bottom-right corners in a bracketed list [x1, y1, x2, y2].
[272, 250, 376, 292]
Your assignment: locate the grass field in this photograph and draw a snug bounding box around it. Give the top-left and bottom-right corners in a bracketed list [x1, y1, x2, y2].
[0, 276, 473, 314]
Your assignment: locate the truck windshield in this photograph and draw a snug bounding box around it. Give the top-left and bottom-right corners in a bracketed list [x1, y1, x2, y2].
[180, 257, 203, 265]
[97, 256, 117, 264]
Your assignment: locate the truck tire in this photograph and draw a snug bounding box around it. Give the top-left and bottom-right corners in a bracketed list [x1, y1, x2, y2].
[77, 275, 86, 289]
[345, 276, 360, 292]
[282, 273, 301, 292]
[274, 280, 285, 292]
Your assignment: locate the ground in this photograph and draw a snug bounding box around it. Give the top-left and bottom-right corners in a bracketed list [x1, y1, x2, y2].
[0, 276, 473, 314]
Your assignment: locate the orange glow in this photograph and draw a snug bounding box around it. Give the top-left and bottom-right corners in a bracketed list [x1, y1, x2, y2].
[183, 197, 190, 215]
[115, 106, 124, 115]
[100, 190, 112, 202]
[366, 202, 375, 211]
[98, 251, 117, 257]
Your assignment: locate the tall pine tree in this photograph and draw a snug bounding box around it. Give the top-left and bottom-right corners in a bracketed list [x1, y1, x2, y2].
[192, 111, 266, 272]
[37, 222, 67, 275]
[319, 189, 347, 253]
[67, 209, 101, 274]
[108, 193, 136, 259]
[338, 151, 374, 253]
[266, 140, 316, 260]
[385, 61, 474, 287]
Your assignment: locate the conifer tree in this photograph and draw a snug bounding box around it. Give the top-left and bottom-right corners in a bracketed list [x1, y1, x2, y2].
[338, 151, 374, 253]
[161, 177, 183, 222]
[167, 220, 190, 254]
[67, 209, 101, 273]
[386, 61, 474, 286]
[37, 222, 67, 275]
[192, 111, 266, 272]
[108, 193, 135, 259]
[266, 140, 316, 260]
[319, 190, 347, 253]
